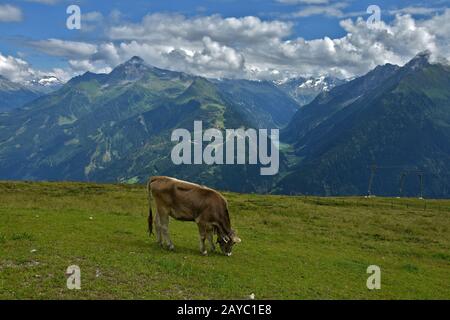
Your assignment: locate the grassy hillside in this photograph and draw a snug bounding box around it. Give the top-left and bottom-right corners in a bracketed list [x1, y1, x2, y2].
[0, 181, 449, 299]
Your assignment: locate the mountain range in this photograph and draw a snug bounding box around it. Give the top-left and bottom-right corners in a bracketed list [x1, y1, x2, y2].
[277, 51, 450, 197]
[1, 52, 449, 197]
[0, 56, 298, 193]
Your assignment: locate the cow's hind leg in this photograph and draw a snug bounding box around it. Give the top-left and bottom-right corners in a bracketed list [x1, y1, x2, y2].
[158, 206, 174, 250]
[154, 210, 162, 246]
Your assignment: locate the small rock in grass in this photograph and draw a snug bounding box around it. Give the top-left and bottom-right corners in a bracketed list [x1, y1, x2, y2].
[30, 249, 37, 253]
[29, 260, 40, 267]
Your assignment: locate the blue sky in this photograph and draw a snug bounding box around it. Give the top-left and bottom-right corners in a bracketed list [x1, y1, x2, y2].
[0, 0, 449, 82]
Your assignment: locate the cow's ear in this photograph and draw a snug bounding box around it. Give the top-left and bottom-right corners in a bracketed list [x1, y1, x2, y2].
[232, 235, 241, 244]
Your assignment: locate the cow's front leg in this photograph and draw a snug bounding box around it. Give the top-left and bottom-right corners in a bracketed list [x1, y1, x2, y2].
[197, 223, 207, 255]
[207, 229, 216, 252]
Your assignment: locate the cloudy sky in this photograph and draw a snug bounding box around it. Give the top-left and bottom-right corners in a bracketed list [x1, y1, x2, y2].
[0, 0, 449, 83]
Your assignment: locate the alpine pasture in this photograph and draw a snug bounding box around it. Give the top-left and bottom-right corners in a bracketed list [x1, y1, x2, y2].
[0, 181, 449, 299]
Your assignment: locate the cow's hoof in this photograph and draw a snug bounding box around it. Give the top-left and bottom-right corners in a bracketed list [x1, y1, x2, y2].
[201, 250, 208, 256]
[168, 244, 175, 251]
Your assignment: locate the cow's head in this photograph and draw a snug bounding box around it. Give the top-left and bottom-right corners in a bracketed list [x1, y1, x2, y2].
[217, 230, 241, 256]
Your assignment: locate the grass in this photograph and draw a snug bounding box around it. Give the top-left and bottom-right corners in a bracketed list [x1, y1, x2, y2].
[0, 181, 449, 300]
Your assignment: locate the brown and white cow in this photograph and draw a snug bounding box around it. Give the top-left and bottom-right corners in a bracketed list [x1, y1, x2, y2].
[147, 176, 241, 256]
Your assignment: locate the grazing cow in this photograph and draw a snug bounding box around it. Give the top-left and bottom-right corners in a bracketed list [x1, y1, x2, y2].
[147, 176, 241, 256]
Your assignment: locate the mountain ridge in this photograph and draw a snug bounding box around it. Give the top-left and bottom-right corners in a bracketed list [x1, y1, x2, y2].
[277, 52, 450, 197]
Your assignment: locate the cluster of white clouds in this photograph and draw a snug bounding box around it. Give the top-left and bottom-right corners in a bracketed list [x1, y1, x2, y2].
[0, 54, 33, 82]
[0, 52, 69, 82]
[0, 1, 70, 82]
[276, 0, 447, 18]
[0, 2, 449, 83]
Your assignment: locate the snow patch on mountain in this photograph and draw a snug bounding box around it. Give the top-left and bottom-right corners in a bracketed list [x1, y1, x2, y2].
[275, 76, 346, 106]
[25, 76, 63, 93]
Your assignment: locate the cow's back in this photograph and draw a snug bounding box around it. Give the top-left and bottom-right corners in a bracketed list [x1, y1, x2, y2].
[149, 176, 227, 220]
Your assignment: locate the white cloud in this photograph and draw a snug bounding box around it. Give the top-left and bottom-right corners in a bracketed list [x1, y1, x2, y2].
[0, 52, 72, 83]
[47, 68, 71, 82]
[79, 11, 104, 32]
[0, 54, 33, 82]
[277, 0, 330, 4]
[389, 6, 445, 16]
[109, 14, 291, 44]
[0, 4, 22, 22]
[104, 14, 291, 78]
[83, 11, 103, 22]
[15, 9, 450, 82]
[292, 3, 348, 18]
[162, 37, 246, 78]
[29, 39, 98, 59]
[68, 59, 111, 74]
[25, 0, 59, 4]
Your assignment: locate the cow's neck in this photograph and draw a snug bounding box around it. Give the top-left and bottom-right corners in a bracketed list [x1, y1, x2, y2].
[215, 214, 232, 238]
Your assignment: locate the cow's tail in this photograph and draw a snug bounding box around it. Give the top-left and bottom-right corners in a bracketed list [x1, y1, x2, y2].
[147, 178, 153, 236]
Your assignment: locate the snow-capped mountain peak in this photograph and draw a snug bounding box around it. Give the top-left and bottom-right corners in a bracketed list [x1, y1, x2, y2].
[275, 75, 346, 106]
[26, 75, 63, 93]
[298, 76, 332, 91]
[36, 76, 62, 86]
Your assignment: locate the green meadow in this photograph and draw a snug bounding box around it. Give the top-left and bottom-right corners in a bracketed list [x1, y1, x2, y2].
[0, 181, 449, 299]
